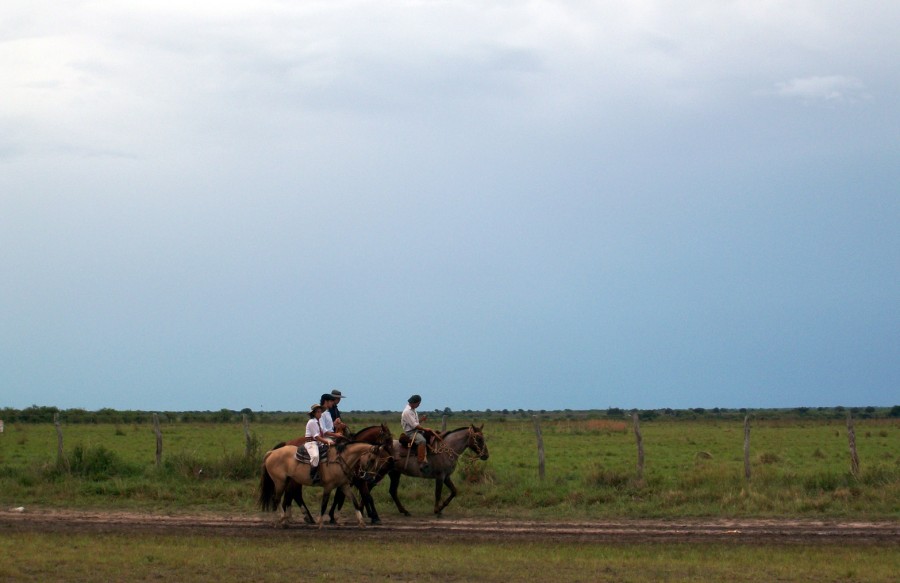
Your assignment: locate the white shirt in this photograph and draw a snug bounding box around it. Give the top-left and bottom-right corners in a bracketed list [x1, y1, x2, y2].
[305, 418, 322, 439]
[401, 404, 419, 434]
[321, 410, 335, 433]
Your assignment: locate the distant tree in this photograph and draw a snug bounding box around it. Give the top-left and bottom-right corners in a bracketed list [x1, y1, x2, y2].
[606, 407, 624, 417]
[889, 406, 900, 418]
[639, 410, 659, 421]
[240, 408, 255, 421]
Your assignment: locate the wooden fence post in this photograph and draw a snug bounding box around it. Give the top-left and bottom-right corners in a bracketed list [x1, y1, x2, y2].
[632, 412, 644, 484]
[533, 415, 545, 480]
[441, 415, 447, 433]
[54, 412, 68, 472]
[243, 414, 252, 457]
[153, 413, 163, 468]
[743, 415, 751, 482]
[847, 412, 860, 477]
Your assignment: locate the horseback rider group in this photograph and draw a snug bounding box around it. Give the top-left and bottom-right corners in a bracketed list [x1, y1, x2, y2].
[303, 390, 441, 482]
[304, 391, 347, 483]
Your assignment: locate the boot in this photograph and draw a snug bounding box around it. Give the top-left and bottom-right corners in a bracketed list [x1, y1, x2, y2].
[417, 443, 430, 473]
[309, 464, 321, 484]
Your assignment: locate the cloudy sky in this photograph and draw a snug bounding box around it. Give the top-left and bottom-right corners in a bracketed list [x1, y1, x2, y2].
[2, 1, 897, 413]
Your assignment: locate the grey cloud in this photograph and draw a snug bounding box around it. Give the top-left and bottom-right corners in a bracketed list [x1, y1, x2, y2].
[774, 75, 870, 104]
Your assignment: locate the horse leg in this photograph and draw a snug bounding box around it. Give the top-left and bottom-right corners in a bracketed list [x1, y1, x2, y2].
[340, 482, 366, 528]
[318, 489, 331, 529]
[435, 475, 458, 515]
[291, 481, 315, 525]
[329, 488, 344, 524]
[280, 478, 294, 525]
[358, 480, 381, 525]
[387, 469, 411, 516]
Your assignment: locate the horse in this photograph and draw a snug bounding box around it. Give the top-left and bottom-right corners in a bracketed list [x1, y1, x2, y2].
[281, 424, 394, 525]
[257, 440, 393, 528]
[386, 424, 489, 516]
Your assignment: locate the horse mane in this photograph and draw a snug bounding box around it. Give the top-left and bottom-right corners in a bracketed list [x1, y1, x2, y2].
[353, 425, 381, 435]
[440, 426, 472, 438]
[271, 441, 287, 450]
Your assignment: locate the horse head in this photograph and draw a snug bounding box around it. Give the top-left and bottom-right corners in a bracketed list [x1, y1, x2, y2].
[359, 442, 395, 478]
[466, 424, 489, 460]
[376, 423, 393, 448]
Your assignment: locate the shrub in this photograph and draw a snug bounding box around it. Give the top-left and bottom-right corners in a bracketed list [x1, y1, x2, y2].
[584, 463, 631, 489]
[758, 452, 781, 465]
[67, 444, 139, 478]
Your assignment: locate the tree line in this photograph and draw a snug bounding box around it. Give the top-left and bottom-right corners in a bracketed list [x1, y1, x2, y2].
[2, 404, 898, 425]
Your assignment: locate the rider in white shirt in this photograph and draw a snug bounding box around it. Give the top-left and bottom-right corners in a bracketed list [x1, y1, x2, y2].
[401, 394, 434, 472]
[319, 394, 343, 443]
[304, 404, 329, 483]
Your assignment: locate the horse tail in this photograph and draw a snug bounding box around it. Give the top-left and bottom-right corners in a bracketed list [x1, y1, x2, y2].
[257, 464, 278, 512]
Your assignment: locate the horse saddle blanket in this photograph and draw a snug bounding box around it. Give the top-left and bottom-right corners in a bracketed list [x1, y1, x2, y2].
[295, 444, 328, 464]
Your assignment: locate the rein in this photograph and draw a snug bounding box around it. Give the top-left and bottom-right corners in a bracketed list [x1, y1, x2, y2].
[336, 445, 384, 482]
[430, 429, 485, 462]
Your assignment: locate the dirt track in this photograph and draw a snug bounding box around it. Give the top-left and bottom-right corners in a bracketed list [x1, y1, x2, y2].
[2, 509, 898, 544]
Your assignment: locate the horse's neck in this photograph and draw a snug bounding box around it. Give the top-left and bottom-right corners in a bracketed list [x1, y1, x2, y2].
[339, 443, 369, 463]
[442, 430, 470, 455]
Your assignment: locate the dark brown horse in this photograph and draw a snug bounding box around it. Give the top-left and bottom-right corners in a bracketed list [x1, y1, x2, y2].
[277, 424, 393, 525]
[258, 440, 393, 528]
[387, 424, 488, 516]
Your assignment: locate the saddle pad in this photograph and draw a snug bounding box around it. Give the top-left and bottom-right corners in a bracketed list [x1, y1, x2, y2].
[295, 444, 329, 464]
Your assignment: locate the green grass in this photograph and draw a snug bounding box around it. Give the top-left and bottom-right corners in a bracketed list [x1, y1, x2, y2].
[1, 532, 897, 582]
[0, 417, 897, 518]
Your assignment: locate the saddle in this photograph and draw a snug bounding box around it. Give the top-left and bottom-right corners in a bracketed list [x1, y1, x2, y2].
[399, 431, 438, 451]
[295, 444, 329, 464]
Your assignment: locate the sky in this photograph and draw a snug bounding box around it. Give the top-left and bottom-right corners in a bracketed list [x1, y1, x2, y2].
[1, 1, 898, 413]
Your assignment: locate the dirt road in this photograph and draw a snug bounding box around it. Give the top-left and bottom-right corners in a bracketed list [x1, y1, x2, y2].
[2, 509, 897, 544]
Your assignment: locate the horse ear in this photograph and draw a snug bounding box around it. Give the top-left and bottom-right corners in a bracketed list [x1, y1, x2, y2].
[478, 423, 484, 431]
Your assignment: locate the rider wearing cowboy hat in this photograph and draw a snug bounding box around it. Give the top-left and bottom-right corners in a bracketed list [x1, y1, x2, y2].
[304, 404, 329, 483]
[328, 389, 346, 431]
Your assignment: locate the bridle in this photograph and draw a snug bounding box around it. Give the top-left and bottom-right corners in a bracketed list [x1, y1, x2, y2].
[337, 444, 392, 482]
[466, 428, 488, 459]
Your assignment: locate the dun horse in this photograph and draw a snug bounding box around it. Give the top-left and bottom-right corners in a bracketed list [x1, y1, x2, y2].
[388, 424, 489, 516]
[257, 440, 393, 528]
[281, 424, 393, 525]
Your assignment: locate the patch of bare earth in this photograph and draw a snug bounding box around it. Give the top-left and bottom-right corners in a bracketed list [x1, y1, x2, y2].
[1, 509, 897, 544]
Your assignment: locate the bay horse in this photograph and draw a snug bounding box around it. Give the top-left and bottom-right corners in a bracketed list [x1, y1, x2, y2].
[387, 424, 489, 516]
[257, 440, 393, 528]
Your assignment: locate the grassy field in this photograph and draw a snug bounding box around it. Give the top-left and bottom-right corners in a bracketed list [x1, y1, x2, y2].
[0, 415, 897, 518]
[1, 531, 898, 582]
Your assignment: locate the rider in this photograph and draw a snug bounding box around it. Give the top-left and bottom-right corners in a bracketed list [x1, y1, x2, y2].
[401, 394, 434, 473]
[319, 393, 343, 443]
[328, 389, 346, 432]
[305, 404, 329, 483]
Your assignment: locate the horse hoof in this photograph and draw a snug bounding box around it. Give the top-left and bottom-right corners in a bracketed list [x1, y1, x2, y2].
[402, 511, 411, 517]
[371, 518, 381, 525]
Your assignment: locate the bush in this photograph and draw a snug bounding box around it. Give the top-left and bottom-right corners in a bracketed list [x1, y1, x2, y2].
[67, 444, 139, 478]
[584, 463, 631, 489]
